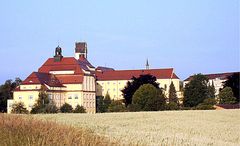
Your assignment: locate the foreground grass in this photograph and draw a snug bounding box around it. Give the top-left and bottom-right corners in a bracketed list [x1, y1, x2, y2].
[0, 114, 117, 146]
[37, 110, 240, 146]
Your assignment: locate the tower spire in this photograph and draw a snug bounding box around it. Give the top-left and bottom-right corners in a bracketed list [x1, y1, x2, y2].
[146, 58, 149, 70]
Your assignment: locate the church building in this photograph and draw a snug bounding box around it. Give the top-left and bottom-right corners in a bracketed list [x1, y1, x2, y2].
[7, 42, 181, 113]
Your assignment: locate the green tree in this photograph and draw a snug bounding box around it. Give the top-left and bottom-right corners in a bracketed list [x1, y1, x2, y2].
[108, 100, 126, 112]
[103, 92, 111, 109]
[218, 87, 236, 104]
[168, 81, 179, 104]
[74, 105, 86, 113]
[60, 103, 73, 113]
[183, 74, 214, 107]
[223, 73, 239, 102]
[132, 84, 166, 111]
[0, 78, 22, 112]
[96, 96, 106, 113]
[207, 81, 215, 99]
[31, 87, 52, 114]
[11, 102, 29, 114]
[122, 74, 159, 106]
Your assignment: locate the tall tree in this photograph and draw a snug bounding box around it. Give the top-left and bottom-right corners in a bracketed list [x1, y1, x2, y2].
[0, 78, 22, 112]
[183, 74, 214, 107]
[132, 84, 166, 111]
[223, 73, 239, 102]
[168, 81, 178, 104]
[103, 92, 112, 109]
[122, 74, 159, 106]
[31, 87, 56, 114]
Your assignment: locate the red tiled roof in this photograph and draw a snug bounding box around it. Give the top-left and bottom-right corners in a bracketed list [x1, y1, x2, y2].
[215, 104, 240, 109]
[22, 72, 64, 87]
[21, 72, 84, 87]
[184, 72, 239, 81]
[38, 57, 95, 75]
[96, 68, 179, 81]
[38, 57, 84, 74]
[55, 75, 83, 84]
[96, 66, 115, 72]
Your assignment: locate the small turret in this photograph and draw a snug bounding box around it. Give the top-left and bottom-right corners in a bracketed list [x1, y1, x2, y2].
[54, 46, 63, 62]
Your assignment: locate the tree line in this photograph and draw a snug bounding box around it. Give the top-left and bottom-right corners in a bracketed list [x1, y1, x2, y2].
[0, 73, 239, 113]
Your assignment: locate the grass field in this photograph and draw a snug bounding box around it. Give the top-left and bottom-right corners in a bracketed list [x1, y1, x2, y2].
[0, 114, 117, 146]
[35, 110, 240, 146]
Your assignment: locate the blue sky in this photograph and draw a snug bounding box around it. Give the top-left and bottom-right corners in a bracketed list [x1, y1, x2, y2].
[0, 0, 239, 84]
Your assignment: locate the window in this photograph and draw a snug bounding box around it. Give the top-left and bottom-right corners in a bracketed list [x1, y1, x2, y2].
[107, 82, 110, 85]
[74, 94, 78, 99]
[68, 96, 72, 99]
[164, 84, 167, 90]
[29, 95, 33, 100]
[19, 96, 22, 100]
[113, 88, 116, 91]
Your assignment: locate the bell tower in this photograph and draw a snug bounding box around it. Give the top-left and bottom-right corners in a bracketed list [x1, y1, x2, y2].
[54, 46, 63, 62]
[75, 42, 87, 59]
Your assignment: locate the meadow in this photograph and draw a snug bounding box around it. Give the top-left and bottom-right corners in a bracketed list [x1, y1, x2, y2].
[0, 114, 117, 146]
[1, 110, 239, 146]
[36, 110, 240, 146]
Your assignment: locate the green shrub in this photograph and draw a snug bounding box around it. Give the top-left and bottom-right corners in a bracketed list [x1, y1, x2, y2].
[127, 104, 141, 112]
[74, 105, 86, 113]
[108, 100, 126, 112]
[203, 98, 216, 105]
[60, 103, 73, 113]
[196, 103, 215, 110]
[45, 104, 58, 113]
[166, 102, 179, 110]
[11, 102, 29, 114]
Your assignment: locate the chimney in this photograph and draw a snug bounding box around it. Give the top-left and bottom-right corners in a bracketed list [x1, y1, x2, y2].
[75, 42, 87, 59]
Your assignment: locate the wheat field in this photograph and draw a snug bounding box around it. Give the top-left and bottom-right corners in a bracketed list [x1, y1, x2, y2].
[35, 110, 240, 146]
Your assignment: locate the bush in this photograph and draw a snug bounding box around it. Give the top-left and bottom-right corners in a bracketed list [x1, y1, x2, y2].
[108, 100, 126, 112]
[11, 102, 29, 114]
[203, 98, 216, 105]
[60, 103, 73, 113]
[74, 105, 86, 113]
[196, 103, 215, 110]
[166, 102, 179, 110]
[45, 104, 58, 113]
[127, 104, 141, 112]
[132, 84, 166, 111]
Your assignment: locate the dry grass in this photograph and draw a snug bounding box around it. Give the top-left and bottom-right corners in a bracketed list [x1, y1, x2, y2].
[36, 110, 240, 146]
[0, 114, 118, 146]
